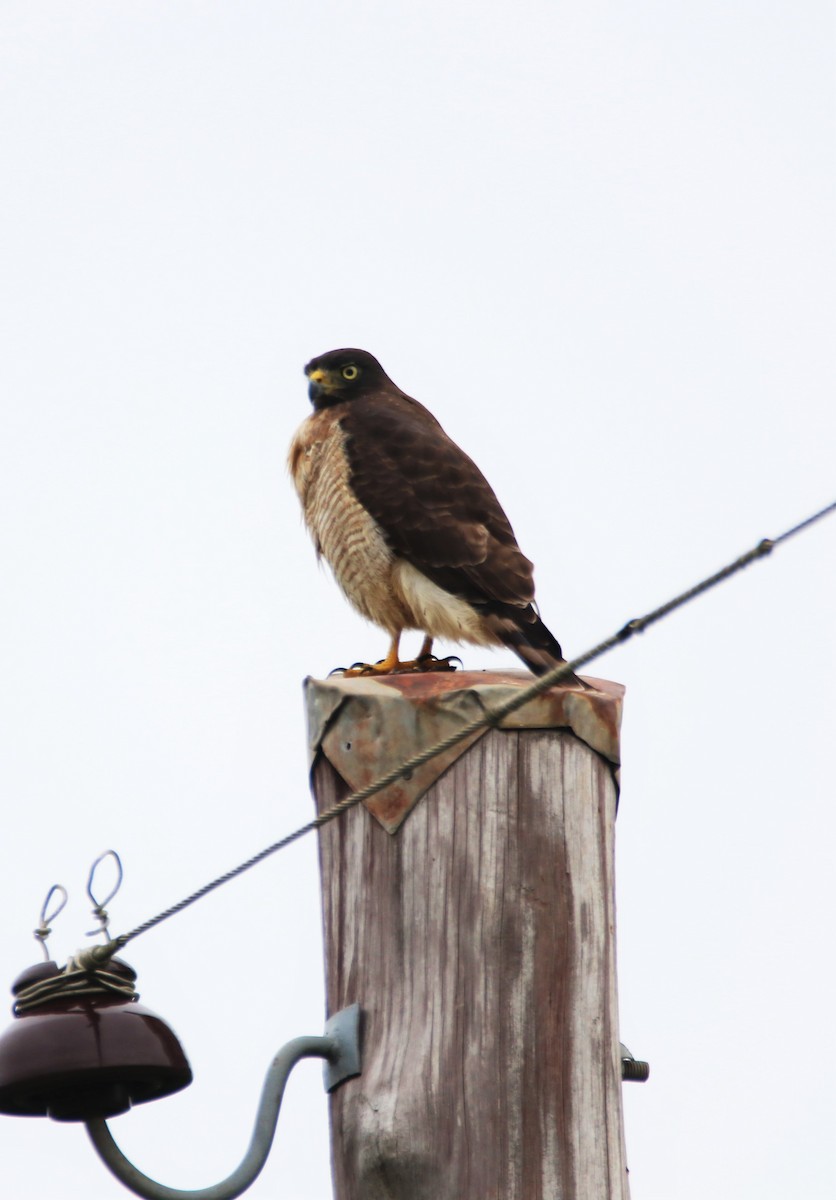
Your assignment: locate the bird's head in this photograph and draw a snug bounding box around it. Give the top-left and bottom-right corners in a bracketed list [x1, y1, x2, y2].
[304, 348, 392, 408]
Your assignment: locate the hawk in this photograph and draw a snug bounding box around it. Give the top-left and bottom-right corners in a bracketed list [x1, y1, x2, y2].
[289, 348, 582, 682]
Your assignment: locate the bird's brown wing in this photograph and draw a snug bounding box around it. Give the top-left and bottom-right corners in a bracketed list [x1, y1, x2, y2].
[340, 393, 536, 610]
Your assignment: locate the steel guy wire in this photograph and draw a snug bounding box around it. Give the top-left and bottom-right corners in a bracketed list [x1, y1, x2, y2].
[92, 497, 835, 963]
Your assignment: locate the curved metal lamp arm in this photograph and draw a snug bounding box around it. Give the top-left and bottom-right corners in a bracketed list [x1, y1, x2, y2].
[85, 1005, 361, 1200]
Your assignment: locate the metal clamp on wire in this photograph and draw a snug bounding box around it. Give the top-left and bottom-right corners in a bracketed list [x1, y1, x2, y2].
[85, 1004, 362, 1200]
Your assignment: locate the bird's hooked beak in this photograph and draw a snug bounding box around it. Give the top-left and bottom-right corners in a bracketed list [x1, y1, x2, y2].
[306, 367, 327, 404]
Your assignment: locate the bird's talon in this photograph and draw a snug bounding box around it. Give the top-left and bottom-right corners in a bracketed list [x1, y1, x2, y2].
[416, 654, 461, 673]
[329, 661, 379, 677]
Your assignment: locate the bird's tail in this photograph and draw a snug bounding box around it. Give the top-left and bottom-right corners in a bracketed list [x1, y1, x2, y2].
[485, 607, 588, 687]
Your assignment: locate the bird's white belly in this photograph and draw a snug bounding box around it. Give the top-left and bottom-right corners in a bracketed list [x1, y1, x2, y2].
[392, 561, 493, 645]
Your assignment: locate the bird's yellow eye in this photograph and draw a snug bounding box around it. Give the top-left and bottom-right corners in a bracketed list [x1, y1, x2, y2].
[342, 364, 359, 381]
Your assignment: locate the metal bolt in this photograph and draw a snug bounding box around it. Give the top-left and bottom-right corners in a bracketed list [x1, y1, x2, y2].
[620, 1042, 650, 1082]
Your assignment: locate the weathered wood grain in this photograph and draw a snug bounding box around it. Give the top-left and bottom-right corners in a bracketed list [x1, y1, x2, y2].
[314, 726, 629, 1200]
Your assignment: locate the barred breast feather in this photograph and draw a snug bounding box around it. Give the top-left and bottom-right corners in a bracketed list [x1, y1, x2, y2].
[288, 409, 410, 633]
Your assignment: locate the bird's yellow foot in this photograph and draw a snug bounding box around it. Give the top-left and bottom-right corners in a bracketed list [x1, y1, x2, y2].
[332, 654, 460, 677]
[330, 637, 460, 677]
[338, 659, 399, 677]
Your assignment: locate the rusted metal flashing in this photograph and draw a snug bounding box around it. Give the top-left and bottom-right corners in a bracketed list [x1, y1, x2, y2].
[305, 670, 624, 833]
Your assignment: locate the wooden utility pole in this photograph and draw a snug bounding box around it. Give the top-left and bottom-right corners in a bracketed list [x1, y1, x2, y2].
[307, 669, 629, 1200]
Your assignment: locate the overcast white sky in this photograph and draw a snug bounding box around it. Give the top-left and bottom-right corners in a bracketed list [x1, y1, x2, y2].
[1, 3, 834, 1198]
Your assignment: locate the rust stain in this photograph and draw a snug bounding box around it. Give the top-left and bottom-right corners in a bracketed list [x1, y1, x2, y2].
[305, 670, 624, 834]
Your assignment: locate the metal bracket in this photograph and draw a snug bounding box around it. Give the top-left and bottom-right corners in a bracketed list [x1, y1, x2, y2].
[85, 1004, 364, 1200]
[324, 1002, 361, 1092]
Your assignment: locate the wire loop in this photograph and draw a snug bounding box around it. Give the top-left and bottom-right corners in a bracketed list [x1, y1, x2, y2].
[33, 884, 68, 961]
[86, 850, 124, 940]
